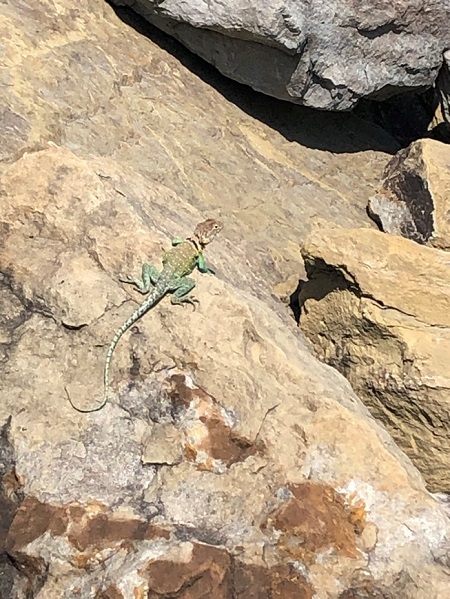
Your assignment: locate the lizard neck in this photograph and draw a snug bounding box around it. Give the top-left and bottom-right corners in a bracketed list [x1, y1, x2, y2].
[186, 236, 203, 253]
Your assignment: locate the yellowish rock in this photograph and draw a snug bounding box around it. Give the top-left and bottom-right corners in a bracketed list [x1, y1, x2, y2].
[300, 226, 450, 491]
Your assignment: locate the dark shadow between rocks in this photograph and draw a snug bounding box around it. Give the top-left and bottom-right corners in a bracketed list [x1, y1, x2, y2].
[109, 4, 402, 156]
[289, 278, 304, 325]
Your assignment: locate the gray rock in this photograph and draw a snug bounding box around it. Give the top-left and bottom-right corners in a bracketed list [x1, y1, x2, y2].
[367, 193, 419, 240]
[368, 139, 450, 249]
[113, 0, 450, 110]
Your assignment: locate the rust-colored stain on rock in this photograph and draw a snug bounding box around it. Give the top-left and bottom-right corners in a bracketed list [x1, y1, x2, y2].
[141, 543, 231, 598]
[265, 482, 366, 562]
[198, 415, 259, 465]
[68, 512, 170, 552]
[6, 497, 68, 552]
[169, 374, 200, 409]
[0, 468, 21, 553]
[95, 584, 125, 599]
[170, 374, 263, 470]
[6, 496, 170, 559]
[141, 543, 315, 598]
[234, 562, 314, 599]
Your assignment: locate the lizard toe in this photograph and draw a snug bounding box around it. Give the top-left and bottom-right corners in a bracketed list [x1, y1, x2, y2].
[118, 274, 133, 283]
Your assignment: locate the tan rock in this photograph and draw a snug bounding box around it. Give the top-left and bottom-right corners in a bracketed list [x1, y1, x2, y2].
[0, 0, 399, 293]
[1, 146, 450, 598]
[141, 422, 183, 466]
[1, 0, 450, 596]
[300, 226, 450, 492]
[368, 139, 450, 249]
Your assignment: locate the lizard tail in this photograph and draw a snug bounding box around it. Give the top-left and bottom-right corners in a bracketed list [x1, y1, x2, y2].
[66, 320, 138, 413]
[67, 289, 163, 413]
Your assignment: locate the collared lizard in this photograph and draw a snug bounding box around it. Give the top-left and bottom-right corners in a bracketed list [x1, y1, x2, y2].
[68, 218, 223, 412]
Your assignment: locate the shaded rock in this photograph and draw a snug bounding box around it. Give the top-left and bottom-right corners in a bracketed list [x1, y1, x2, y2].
[0, 418, 26, 597]
[299, 226, 450, 492]
[427, 121, 450, 144]
[354, 90, 437, 147]
[434, 49, 450, 128]
[368, 139, 450, 248]
[112, 0, 450, 110]
[354, 48, 450, 148]
[367, 192, 418, 240]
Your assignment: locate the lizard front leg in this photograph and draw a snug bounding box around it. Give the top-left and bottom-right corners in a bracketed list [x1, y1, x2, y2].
[197, 253, 215, 275]
[120, 262, 161, 294]
[170, 276, 198, 308]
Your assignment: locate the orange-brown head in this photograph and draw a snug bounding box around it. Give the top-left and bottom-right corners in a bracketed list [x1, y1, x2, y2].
[193, 218, 223, 247]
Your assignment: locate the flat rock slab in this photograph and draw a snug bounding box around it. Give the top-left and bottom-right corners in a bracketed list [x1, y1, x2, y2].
[112, 0, 450, 110]
[0, 0, 399, 291]
[300, 226, 450, 492]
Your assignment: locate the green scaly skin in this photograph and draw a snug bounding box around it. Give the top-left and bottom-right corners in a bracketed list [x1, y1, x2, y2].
[68, 219, 222, 412]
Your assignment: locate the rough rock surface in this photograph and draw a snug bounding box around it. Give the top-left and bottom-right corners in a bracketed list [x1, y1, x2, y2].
[368, 139, 450, 249]
[1, 0, 450, 596]
[3, 142, 450, 599]
[299, 226, 450, 492]
[0, 0, 400, 288]
[112, 0, 450, 110]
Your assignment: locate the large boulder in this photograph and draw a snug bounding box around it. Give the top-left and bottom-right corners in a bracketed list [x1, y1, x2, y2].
[2, 144, 450, 599]
[112, 0, 450, 110]
[299, 226, 450, 492]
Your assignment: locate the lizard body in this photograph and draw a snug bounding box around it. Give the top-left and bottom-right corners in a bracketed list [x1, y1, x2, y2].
[69, 218, 222, 412]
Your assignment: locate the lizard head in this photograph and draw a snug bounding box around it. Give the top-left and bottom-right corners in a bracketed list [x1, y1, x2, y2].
[194, 219, 223, 247]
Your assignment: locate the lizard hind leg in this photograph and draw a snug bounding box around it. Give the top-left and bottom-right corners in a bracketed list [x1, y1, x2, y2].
[120, 262, 161, 294]
[170, 276, 198, 309]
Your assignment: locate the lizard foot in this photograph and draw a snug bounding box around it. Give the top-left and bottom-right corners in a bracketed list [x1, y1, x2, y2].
[118, 274, 134, 284]
[171, 296, 199, 311]
[118, 274, 153, 294]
